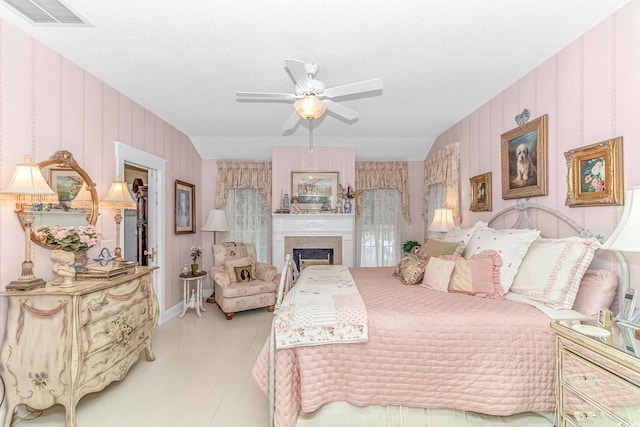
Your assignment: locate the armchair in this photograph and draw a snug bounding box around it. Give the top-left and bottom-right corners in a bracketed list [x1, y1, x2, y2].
[210, 242, 277, 320]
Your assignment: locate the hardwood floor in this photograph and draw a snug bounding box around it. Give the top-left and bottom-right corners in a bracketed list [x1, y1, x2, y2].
[8, 304, 272, 427]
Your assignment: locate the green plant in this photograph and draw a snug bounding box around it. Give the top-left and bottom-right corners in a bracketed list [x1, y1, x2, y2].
[190, 246, 202, 263]
[402, 240, 421, 253]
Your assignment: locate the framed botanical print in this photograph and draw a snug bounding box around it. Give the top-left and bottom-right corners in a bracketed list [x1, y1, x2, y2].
[175, 180, 196, 234]
[564, 137, 623, 207]
[470, 172, 492, 212]
[291, 171, 339, 211]
[501, 114, 548, 200]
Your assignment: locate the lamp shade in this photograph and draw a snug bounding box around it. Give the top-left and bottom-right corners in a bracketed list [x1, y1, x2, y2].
[430, 208, 455, 232]
[294, 95, 326, 120]
[1, 155, 57, 204]
[101, 176, 136, 210]
[602, 186, 640, 252]
[201, 209, 229, 232]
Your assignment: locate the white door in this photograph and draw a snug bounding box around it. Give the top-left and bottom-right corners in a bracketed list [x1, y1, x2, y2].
[115, 142, 168, 323]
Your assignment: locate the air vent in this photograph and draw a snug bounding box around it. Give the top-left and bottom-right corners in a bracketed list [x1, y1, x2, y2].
[3, 0, 90, 25]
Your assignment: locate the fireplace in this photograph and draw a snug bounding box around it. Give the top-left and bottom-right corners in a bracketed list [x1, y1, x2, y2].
[292, 248, 334, 271]
[272, 213, 354, 271]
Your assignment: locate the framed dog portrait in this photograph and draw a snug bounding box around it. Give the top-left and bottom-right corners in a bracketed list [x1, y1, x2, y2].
[564, 137, 623, 207]
[175, 180, 196, 234]
[501, 114, 548, 200]
[470, 172, 492, 212]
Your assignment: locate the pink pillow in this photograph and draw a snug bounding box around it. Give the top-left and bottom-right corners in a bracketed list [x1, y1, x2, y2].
[421, 257, 456, 292]
[442, 250, 504, 299]
[572, 269, 618, 317]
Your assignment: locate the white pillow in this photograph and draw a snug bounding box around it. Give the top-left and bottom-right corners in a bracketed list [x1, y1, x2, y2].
[464, 227, 540, 293]
[509, 237, 601, 310]
[442, 221, 488, 246]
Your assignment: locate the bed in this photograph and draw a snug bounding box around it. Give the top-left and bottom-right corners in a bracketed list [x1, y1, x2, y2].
[251, 201, 628, 427]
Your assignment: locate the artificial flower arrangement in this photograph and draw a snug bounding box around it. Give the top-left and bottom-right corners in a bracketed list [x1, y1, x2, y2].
[338, 183, 356, 199]
[34, 224, 99, 251]
[190, 246, 202, 263]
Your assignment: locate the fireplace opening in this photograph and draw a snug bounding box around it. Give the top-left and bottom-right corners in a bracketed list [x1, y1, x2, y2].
[293, 248, 334, 271]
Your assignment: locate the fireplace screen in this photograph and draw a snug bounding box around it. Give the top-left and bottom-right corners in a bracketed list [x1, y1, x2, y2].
[292, 248, 334, 271]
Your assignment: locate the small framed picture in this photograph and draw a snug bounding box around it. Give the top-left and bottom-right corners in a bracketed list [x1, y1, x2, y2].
[564, 137, 623, 207]
[175, 180, 196, 234]
[598, 308, 612, 329]
[470, 172, 492, 212]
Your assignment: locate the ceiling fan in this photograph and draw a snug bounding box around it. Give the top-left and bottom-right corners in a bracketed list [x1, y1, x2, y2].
[236, 59, 383, 132]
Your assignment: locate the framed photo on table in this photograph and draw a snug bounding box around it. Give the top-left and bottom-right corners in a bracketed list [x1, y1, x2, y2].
[291, 171, 339, 211]
[175, 180, 195, 234]
[470, 172, 492, 212]
[501, 114, 548, 200]
[564, 137, 623, 207]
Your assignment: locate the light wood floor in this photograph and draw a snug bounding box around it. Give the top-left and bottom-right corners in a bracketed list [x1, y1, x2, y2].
[9, 304, 272, 427]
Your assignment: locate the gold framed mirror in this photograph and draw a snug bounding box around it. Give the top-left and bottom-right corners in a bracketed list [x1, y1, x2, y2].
[30, 150, 99, 249]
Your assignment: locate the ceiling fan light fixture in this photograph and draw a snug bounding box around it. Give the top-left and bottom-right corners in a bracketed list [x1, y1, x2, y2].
[294, 95, 326, 120]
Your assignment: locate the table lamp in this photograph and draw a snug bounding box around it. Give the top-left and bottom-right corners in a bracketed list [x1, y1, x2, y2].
[430, 208, 455, 238]
[601, 186, 640, 317]
[1, 155, 58, 290]
[101, 176, 136, 262]
[201, 209, 229, 303]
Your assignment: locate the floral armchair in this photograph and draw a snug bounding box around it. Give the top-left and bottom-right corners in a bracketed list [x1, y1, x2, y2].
[210, 242, 277, 320]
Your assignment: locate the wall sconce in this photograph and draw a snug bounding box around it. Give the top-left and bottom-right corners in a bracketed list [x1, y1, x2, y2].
[1, 155, 58, 290]
[101, 176, 136, 262]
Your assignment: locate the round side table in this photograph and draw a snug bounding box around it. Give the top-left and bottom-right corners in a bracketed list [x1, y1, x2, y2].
[179, 271, 207, 318]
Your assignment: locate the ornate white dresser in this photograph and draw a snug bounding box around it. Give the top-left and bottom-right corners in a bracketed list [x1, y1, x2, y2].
[552, 319, 640, 427]
[0, 267, 159, 427]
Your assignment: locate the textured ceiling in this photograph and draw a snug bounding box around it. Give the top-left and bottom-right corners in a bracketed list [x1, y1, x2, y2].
[0, 0, 630, 160]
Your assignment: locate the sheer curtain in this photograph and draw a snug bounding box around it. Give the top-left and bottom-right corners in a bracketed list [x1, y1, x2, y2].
[222, 189, 271, 263]
[424, 142, 460, 228]
[357, 189, 402, 267]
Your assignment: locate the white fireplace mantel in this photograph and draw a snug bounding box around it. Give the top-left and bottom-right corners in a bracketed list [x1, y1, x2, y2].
[272, 213, 355, 271]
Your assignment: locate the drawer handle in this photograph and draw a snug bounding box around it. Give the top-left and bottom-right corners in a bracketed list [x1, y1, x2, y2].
[573, 373, 594, 382]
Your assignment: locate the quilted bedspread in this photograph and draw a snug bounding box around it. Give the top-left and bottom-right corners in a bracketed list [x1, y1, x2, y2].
[252, 267, 557, 427]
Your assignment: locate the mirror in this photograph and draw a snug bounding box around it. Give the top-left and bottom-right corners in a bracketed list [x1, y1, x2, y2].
[30, 150, 99, 249]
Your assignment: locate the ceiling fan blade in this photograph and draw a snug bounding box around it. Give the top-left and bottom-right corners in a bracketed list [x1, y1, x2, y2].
[236, 91, 297, 100]
[282, 110, 301, 131]
[284, 58, 312, 92]
[323, 78, 383, 98]
[323, 99, 359, 121]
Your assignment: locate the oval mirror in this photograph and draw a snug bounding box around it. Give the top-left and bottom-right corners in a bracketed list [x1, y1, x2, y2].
[30, 150, 99, 249]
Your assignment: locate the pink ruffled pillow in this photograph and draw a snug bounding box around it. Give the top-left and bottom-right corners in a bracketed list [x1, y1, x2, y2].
[441, 250, 504, 299]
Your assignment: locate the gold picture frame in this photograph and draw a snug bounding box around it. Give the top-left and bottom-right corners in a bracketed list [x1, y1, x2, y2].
[470, 172, 492, 212]
[564, 137, 623, 207]
[291, 171, 339, 211]
[501, 114, 548, 200]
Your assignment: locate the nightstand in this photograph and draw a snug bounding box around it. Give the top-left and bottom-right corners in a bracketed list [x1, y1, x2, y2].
[552, 319, 640, 426]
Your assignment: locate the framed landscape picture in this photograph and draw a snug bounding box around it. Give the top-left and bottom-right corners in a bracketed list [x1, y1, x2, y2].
[291, 171, 338, 211]
[470, 172, 492, 212]
[500, 114, 548, 200]
[49, 168, 84, 206]
[564, 137, 623, 207]
[175, 180, 196, 234]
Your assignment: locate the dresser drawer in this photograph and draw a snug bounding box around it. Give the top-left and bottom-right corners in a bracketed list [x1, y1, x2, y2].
[78, 275, 150, 325]
[561, 349, 640, 426]
[80, 299, 150, 354]
[79, 317, 153, 385]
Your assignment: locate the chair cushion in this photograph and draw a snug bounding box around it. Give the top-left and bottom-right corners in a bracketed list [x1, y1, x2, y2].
[218, 279, 277, 298]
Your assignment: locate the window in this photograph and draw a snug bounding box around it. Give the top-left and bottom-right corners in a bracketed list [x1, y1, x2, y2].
[357, 189, 401, 267]
[223, 189, 271, 262]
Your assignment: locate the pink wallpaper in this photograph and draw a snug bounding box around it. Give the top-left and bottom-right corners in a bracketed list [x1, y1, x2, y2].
[0, 20, 203, 320]
[429, 1, 640, 291]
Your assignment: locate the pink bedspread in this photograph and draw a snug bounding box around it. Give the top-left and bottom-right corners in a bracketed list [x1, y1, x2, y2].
[252, 267, 557, 427]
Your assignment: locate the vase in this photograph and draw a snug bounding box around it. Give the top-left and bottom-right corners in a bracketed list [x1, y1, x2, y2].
[74, 249, 89, 270]
[51, 249, 76, 288]
[343, 199, 352, 214]
[191, 263, 199, 274]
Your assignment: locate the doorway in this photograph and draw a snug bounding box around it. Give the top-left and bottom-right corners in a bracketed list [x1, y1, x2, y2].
[115, 142, 168, 323]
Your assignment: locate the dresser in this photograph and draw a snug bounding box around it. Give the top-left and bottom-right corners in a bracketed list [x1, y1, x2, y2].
[0, 267, 159, 427]
[552, 319, 640, 427]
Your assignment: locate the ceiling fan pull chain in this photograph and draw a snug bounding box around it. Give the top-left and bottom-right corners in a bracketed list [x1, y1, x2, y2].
[309, 119, 314, 153]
